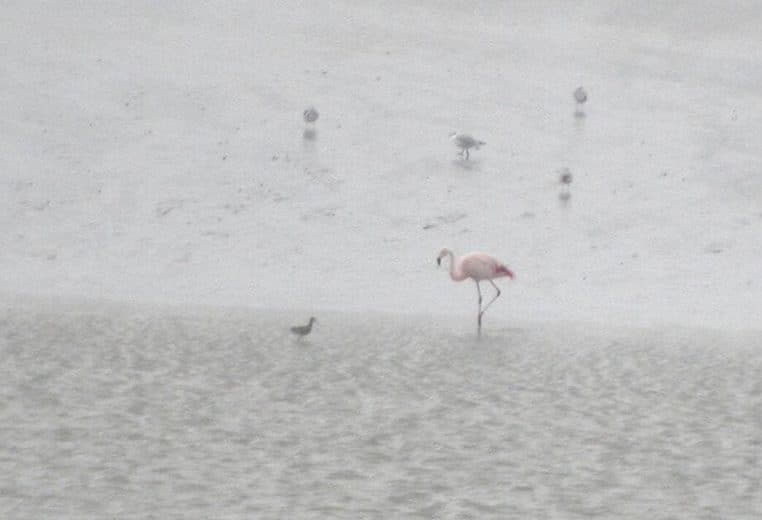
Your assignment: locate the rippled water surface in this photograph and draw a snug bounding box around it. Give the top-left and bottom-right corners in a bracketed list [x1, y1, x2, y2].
[1, 303, 761, 518]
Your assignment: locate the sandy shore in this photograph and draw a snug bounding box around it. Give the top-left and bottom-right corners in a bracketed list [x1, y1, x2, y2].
[2, 297, 760, 518]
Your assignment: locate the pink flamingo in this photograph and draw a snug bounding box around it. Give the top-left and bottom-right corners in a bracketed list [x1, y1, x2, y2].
[437, 248, 515, 334]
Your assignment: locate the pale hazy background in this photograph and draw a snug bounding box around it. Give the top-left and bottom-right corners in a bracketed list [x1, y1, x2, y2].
[2, 3, 762, 518]
[2, 0, 761, 328]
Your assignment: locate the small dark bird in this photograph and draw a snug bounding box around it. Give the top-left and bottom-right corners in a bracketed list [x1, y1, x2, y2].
[290, 317, 316, 338]
[303, 107, 319, 124]
[559, 168, 573, 185]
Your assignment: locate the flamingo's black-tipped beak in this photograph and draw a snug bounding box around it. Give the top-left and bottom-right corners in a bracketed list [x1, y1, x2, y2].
[436, 257, 441, 266]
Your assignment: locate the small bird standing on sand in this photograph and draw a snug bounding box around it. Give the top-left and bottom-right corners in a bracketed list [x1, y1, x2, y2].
[449, 132, 485, 160]
[437, 249, 514, 335]
[558, 167, 573, 203]
[574, 86, 587, 114]
[303, 107, 319, 124]
[290, 317, 317, 338]
[303, 107, 319, 140]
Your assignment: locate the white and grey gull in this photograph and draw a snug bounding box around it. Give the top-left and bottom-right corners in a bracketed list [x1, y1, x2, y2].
[573, 86, 587, 116]
[574, 86, 587, 105]
[303, 106, 319, 124]
[449, 132, 485, 160]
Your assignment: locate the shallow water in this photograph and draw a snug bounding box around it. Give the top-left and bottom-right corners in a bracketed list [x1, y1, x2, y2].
[1, 303, 760, 519]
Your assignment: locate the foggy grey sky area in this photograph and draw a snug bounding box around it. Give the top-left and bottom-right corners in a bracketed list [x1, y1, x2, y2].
[1, 1, 761, 518]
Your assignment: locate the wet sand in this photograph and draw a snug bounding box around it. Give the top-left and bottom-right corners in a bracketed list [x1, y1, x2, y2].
[1, 300, 760, 518]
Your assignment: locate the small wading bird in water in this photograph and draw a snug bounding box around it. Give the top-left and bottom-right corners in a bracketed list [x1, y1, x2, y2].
[437, 249, 514, 335]
[290, 317, 316, 338]
[449, 132, 485, 160]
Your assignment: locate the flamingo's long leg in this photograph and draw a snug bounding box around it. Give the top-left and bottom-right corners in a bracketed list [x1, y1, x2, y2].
[480, 280, 502, 318]
[475, 281, 483, 332]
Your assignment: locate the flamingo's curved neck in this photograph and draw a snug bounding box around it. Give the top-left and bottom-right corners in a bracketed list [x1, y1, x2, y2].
[445, 250, 467, 281]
